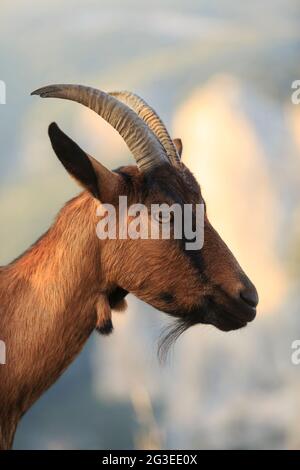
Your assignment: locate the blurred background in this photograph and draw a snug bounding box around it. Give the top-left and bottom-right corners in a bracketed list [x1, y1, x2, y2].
[1, 0, 300, 450]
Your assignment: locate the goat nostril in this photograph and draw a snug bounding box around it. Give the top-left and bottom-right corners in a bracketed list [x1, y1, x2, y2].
[240, 287, 259, 308]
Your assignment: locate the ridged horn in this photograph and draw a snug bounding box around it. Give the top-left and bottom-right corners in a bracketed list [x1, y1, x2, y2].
[109, 91, 180, 166]
[31, 84, 169, 173]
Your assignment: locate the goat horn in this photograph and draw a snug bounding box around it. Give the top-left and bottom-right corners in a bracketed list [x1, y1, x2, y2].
[110, 91, 180, 166]
[31, 85, 169, 173]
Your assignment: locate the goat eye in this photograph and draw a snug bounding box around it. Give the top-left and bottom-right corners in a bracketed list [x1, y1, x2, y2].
[152, 211, 174, 224]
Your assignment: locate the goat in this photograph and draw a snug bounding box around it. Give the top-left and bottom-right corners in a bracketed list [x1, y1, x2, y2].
[0, 85, 258, 449]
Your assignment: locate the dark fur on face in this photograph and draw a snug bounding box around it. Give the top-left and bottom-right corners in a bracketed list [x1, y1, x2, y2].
[108, 163, 258, 359]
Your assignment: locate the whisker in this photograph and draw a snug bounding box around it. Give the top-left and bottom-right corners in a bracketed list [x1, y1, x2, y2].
[157, 320, 189, 364]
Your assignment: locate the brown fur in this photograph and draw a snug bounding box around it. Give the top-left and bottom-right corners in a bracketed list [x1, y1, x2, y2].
[0, 193, 100, 448]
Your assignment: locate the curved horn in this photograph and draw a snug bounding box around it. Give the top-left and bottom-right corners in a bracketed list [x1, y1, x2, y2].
[109, 91, 180, 166]
[31, 84, 169, 173]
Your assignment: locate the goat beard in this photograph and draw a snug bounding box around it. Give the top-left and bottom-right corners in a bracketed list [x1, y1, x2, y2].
[158, 314, 202, 364]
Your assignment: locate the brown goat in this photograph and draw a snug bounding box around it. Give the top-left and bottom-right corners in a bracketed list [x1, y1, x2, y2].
[0, 85, 258, 449]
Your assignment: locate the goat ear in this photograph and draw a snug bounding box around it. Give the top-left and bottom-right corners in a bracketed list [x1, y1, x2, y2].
[173, 138, 183, 158]
[48, 122, 120, 202]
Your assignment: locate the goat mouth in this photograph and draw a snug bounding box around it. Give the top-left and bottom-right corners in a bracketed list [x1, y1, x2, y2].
[202, 300, 255, 332]
[208, 315, 248, 332]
